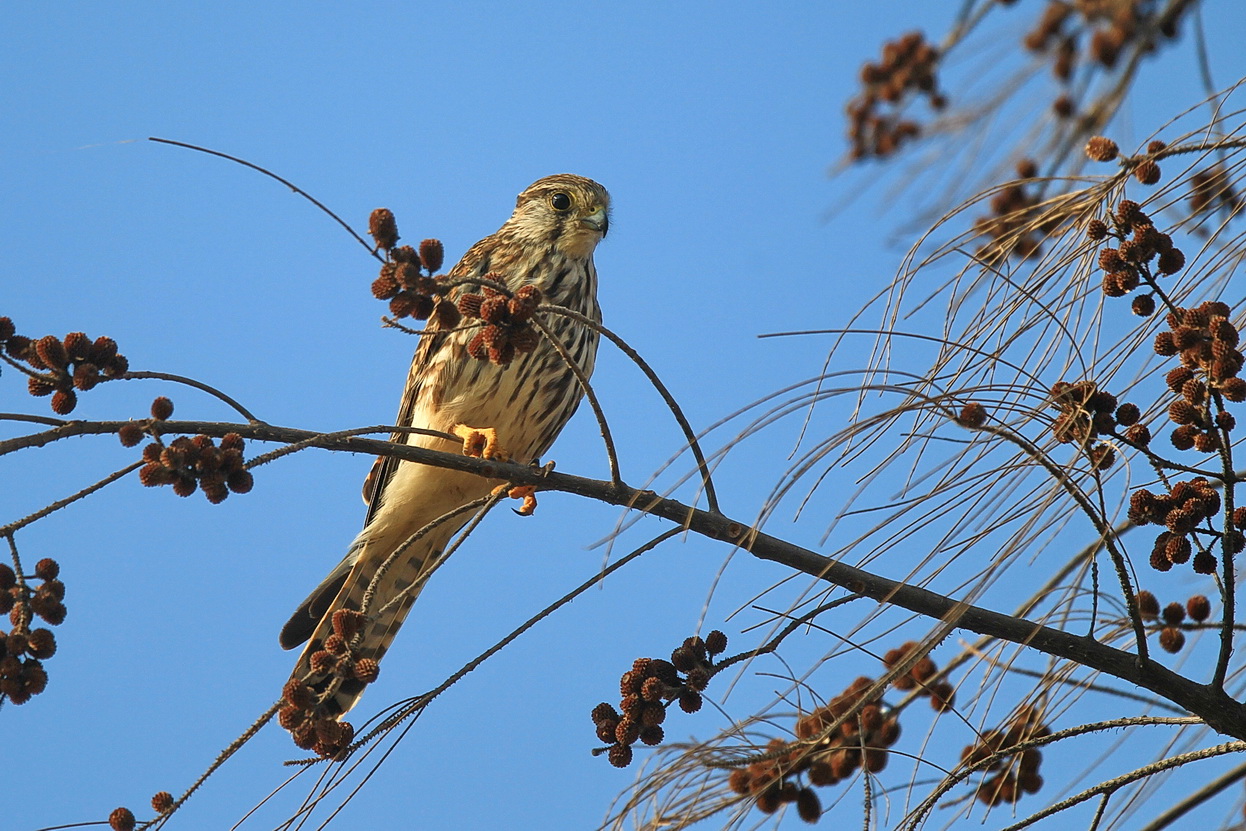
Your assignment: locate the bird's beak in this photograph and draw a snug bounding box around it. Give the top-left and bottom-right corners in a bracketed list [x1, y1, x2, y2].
[580, 207, 609, 237]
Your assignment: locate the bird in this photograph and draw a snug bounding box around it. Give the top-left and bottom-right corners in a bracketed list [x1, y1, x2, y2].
[279, 174, 609, 729]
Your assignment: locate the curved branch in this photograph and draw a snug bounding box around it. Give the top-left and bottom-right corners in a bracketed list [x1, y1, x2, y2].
[122, 370, 262, 423]
[148, 137, 381, 263]
[528, 313, 623, 491]
[540, 304, 720, 513]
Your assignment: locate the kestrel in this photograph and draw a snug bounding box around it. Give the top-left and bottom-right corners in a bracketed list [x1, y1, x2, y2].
[280, 174, 609, 724]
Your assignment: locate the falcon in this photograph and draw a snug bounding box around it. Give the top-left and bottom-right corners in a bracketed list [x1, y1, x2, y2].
[280, 174, 609, 723]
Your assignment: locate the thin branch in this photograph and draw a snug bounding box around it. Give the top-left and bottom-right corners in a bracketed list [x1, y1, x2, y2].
[996, 742, 1246, 831]
[147, 137, 380, 262]
[304, 527, 682, 763]
[122, 370, 262, 423]
[528, 312, 623, 491]
[0, 462, 143, 536]
[540, 303, 721, 513]
[0, 412, 66, 427]
[1137, 760, 1246, 831]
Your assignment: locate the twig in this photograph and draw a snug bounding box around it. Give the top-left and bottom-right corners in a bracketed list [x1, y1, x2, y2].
[1, 462, 143, 535]
[996, 742, 1246, 831]
[528, 312, 623, 491]
[147, 137, 380, 262]
[296, 527, 681, 766]
[541, 303, 721, 514]
[123, 370, 262, 423]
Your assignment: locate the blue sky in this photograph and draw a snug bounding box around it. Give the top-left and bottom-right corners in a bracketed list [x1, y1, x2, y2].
[4, 3, 1246, 829]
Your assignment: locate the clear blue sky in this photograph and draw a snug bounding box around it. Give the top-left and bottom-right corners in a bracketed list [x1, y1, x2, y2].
[3, 3, 1244, 829]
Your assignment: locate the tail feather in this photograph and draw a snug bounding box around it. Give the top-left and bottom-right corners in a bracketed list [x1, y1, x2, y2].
[290, 532, 447, 718]
[279, 545, 358, 650]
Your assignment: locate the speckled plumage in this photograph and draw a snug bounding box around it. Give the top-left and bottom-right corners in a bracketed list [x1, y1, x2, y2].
[282, 175, 609, 716]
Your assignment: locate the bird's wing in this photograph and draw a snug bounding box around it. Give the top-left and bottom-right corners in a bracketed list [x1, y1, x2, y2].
[359, 236, 497, 527]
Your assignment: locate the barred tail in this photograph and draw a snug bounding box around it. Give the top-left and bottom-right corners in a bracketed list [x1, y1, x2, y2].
[285, 532, 443, 719]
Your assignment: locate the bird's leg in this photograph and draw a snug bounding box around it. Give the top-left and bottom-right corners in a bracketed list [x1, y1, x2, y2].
[451, 424, 510, 461]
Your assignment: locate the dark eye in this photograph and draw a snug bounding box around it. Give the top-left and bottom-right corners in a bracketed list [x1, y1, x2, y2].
[550, 192, 572, 211]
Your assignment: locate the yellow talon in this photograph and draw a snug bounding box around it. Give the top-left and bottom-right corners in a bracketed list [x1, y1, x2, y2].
[451, 424, 509, 461]
[508, 484, 538, 516]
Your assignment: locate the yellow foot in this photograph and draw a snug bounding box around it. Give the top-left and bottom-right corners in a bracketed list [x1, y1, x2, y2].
[452, 424, 510, 461]
[507, 484, 538, 516]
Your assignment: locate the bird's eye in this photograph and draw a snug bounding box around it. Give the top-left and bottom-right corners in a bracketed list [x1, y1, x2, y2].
[550, 192, 572, 211]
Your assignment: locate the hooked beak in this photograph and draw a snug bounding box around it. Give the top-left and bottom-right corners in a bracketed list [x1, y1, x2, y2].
[580, 206, 609, 237]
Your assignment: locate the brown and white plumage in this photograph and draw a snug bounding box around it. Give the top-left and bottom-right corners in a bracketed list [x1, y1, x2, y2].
[281, 174, 609, 718]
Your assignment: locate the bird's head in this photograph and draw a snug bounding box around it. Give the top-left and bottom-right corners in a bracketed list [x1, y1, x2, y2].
[508, 174, 611, 260]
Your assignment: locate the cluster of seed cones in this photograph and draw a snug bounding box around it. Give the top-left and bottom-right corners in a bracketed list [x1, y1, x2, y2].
[0, 317, 129, 415]
[279, 609, 379, 759]
[0, 557, 62, 705]
[592, 632, 726, 769]
[959, 706, 1049, 806]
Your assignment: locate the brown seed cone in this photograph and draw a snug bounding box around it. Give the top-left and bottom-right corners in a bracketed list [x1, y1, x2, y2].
[705, 629, 728, 655]
[727, 767, 752, 795]
[331, 608, 366, 639]
[595, 718, 618, 743]
[34, 558, 59, 580]
[50, 389, 77, 415]
[1157, 247, 1185, 275]
[35, 335, 68, 370]
[26, 628, 55, 659]
[282, 679, 313, 708]
[108, 807, 137, 831]
[1162, 602, 1186, 625]
[639, 725, 664, 746]
[151, 791, 175, 814]
[1085, 136, 1119, 162]
[807, 760, 838, 786]
[118, 422, 144, 447]
[27, 376, 55, 397]
[419, 239, 445, 272]
[171, 476, 197, 498]
[309, 649, 337, 676]
[368, 208, 399, 250]
[371, 272, 400, 300]
[72, 363, 100, 391]
[957, 402, 987, 427]
[615, 716, 641, 746]
[353, 658, 380, 684]
[291, 720, 318, 750]
[1134, 160, 1161, 185]
[607, 742, 633, 768]
[151, 396, 174, 420]
[1193, 550, 1217, 574]
[226, 469, 255, 494]
[678, 689, 703, 713]
[1158, 626, 1186, 653]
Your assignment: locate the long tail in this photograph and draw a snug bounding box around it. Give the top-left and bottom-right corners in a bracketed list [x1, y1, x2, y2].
[284, 527, 450, 719]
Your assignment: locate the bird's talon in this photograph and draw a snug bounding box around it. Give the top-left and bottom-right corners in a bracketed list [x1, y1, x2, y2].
[452, 424, 510, 461]
[507, 484, 538, 516]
